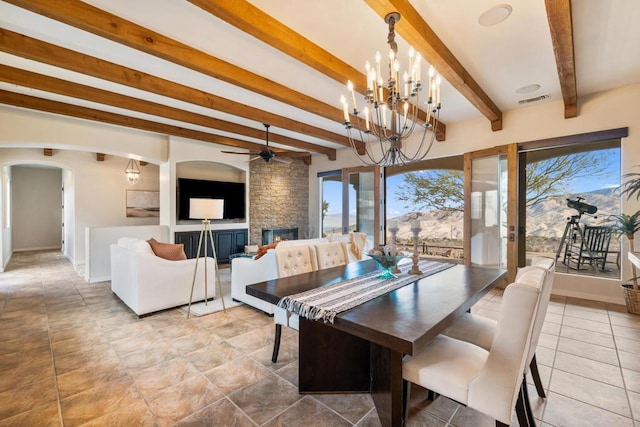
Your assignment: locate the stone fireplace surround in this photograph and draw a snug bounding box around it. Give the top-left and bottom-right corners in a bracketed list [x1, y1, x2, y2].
[249, 159, 309, 245]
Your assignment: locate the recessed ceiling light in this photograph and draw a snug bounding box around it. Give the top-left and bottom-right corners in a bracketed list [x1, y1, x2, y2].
[516, 84, 541, 94]
[478, 4, 513, 27]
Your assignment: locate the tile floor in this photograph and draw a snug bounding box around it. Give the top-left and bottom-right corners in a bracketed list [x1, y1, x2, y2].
[1, 250, 639, 426]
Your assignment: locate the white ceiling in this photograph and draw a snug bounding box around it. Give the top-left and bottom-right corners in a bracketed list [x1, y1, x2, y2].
[1, 0, 639, 159]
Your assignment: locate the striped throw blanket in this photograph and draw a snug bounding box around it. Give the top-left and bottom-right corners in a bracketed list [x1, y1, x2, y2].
[277, 259, 455, 324]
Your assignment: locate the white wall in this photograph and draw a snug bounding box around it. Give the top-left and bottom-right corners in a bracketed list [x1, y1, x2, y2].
[309, 83, 640, 304]
[0, 148, 160, 271]
[11, 165, 62, 251]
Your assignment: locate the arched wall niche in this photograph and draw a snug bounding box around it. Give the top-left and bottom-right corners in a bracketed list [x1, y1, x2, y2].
[176, 161, 245, 183]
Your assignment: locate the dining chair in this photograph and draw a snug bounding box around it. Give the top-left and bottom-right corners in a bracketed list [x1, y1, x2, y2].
[403, 279, 542, 426]
[271, 246, 317, 362]
[315, 241, 349, 270]
[442, 257, 555, 399]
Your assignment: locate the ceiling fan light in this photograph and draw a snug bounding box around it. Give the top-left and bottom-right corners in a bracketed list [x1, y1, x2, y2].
[478, 4, 513, 27]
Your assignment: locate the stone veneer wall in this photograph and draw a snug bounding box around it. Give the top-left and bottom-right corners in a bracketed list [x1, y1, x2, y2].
[249, 159, 309, 245]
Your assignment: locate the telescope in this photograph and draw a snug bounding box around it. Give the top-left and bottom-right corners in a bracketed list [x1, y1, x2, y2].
[566, 197, 597, 215]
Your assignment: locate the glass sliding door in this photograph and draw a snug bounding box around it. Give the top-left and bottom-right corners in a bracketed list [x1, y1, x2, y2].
[319, 171, 342, 238]
[464, 145, 518, 281]
[342, 167, 381, 247]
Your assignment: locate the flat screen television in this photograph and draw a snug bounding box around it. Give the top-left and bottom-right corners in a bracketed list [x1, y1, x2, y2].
[177, 178, 246, 221]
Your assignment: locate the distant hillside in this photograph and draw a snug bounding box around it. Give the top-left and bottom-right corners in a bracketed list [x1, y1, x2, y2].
[383, 188, 619, 241]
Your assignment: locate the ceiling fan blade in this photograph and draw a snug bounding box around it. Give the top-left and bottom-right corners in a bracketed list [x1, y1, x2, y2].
[273, 156, 293, 164]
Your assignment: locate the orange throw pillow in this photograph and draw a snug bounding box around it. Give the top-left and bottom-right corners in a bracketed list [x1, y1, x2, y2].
[147, 238, 187, 261]
[254, 242, 279, 260]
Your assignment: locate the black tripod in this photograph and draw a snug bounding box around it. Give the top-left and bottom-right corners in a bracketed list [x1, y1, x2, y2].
[555, 214, 588, 267]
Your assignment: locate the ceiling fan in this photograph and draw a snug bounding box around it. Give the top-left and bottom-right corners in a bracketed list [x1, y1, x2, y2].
[222, 124, 292, 163]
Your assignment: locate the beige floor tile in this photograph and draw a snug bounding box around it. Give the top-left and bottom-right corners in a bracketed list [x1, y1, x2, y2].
[534, 345, 556, 367]
[556, 337, 619, 366]
[537, 332, 559, 349]
[612, 323, 640, 341]
[545, 311, 564, 324]
[622, 368, 640, 394]
[185, 341, 243, 372]
[79, 400, 156, 427]
[553, 351, 624, 387]
[264, 395, 352, 426]
[562, 315, 613, 335]
[541, 321, 561, 335]
[564, 306, 611, 323]
[626, 390, 640, 422]
[57, 359, 128, 399]
[615, 336, 640, 353]
[619, 350, 640, 372]
[0, 402, 61, 427]
[173, 397, 254, 426]
[251, 340, 298, 370]
[559, 324, 616, 348]
[549, 370, 630, 417]
[0, 376, 58, 421]
[229, 374, 302, 425]
[204, 355, 272, 395]
[312, 393, 375, 424]
[59, 376, 143, 426]
[275, 360, 299, 388]
[226, 324, 276, 353]
[543, 392, 634, 427]
[146, 375, 224, 427]
[130, 357, 200, 400]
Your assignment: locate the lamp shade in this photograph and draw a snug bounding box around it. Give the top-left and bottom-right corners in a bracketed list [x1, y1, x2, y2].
[189, 198, 224, 220]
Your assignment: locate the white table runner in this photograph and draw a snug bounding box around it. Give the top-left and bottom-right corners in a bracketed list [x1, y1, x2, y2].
[277, 259, 455, 324]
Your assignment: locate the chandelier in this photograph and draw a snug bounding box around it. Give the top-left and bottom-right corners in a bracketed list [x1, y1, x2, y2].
[125, 158, 140, 184]
[341, 12, 442, 167]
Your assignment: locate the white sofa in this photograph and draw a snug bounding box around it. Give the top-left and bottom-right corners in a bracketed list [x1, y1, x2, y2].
[110, 237, 216, 316]
[231, 233, 370, 314]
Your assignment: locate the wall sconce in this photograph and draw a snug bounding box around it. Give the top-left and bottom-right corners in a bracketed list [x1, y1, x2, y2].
[125, 159, 140, 184]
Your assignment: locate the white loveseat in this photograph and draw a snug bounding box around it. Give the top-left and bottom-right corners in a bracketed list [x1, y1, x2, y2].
[110, 237, 216, 316]
[231, 233, 370, 314]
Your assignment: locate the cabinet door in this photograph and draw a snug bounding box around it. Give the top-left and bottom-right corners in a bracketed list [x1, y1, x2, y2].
[234, 230, 248, 253]
[215, 231, 234, 262]
[175, 231, 199, 259]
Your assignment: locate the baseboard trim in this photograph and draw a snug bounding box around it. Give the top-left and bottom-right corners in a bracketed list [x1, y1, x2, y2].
[551, 289, 625, 306]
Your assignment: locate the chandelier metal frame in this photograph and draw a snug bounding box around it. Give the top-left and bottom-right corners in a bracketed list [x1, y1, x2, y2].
[341, 12, 442, 168]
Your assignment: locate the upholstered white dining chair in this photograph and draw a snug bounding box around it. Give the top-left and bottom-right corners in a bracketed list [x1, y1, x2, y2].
[402, 275, 543, 427]
[271, 246, 317, 363]
[442, 257, 555, 400]
[315, 241, 349, 270]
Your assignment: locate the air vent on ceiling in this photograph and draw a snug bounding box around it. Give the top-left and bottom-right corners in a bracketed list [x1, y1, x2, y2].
[518, 94, 550, 104]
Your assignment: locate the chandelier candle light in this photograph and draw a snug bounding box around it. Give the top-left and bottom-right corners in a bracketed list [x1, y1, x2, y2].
[341, 12, 443, 167]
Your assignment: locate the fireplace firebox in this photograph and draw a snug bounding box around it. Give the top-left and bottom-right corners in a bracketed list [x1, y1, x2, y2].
[262, 228, 298, 245]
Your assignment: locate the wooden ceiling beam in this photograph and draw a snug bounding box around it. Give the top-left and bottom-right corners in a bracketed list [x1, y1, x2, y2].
[364, 0, 504, 131]
[545, 0, 578, 119]
[0, 28, 346, 152]
[0, 90, 312, 165]
[187, 0, 446, 141]
[4, 0, 362, 154]
[96, 152, 105, 161]
[43, 148, 53, 156]
[0, 64, 336, 159]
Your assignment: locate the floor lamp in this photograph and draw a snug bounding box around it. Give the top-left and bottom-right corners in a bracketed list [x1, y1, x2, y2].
[187, 198, 225, 318]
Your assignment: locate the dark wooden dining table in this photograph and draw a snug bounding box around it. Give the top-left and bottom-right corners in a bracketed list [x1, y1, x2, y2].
[247, 258, 507, 427]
